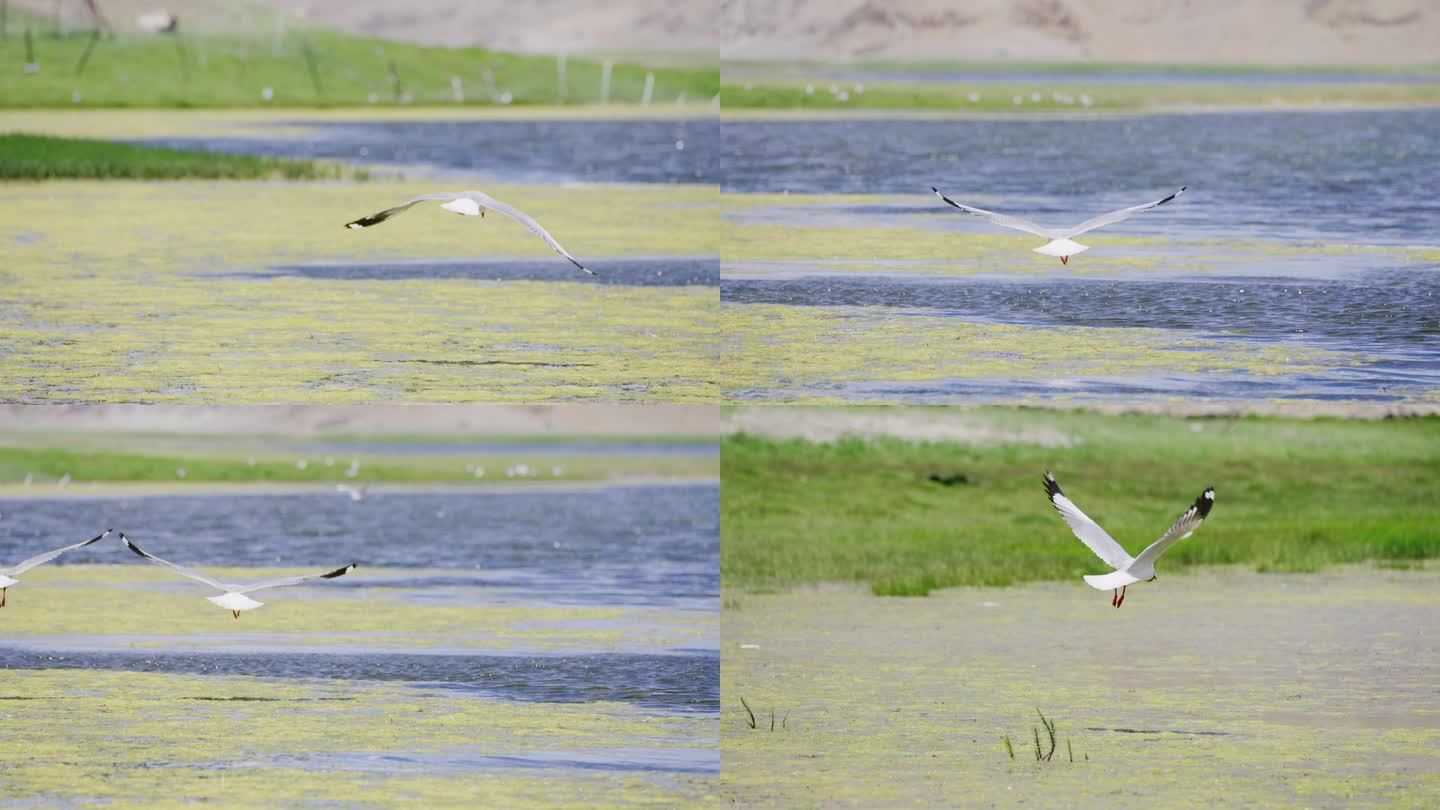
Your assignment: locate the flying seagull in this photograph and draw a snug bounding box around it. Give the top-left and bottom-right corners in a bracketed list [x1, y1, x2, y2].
[931, 187, 1186, 264]
[0, 529, 110, 607]
[120, 533, 356, 619]
[336, 483, 368, 502]
[344, 190, 592, 275]
[1043, 472, 1214, 607]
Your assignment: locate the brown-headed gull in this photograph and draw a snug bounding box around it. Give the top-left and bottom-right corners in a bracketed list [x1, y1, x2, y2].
[1044, 472, 1213, 607]
[121, 533, 356, 619]
[932, 187, 1185, 264]
[345, 190, 592, 274]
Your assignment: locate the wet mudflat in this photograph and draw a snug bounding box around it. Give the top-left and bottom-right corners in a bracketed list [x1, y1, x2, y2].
[721, 567, 1440, 808]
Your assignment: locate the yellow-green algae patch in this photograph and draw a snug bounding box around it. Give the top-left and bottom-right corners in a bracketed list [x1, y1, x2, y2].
[2, 566, 715, 654]
[1, 670, 716, 808]
[0, 181, 718, 402]
[721, 303, 1362, 399]
[722, 193, 1436, 277]
[721, 568, 1440, 808]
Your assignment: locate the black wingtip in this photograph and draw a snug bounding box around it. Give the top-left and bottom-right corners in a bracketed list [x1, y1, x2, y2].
[83, 529, 112, 546]
[1195, 488, 1216, 518]
[345, 213, 386, 229]
[1043, 471, 1062, 499]
[120, 534, 149, 558]
[321, 563, 357, 579]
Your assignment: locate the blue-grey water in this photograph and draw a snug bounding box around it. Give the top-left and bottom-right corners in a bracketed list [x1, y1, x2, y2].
[0, 485, 718, 610]
[0, 648, 717, 714]
[722, 109, 1440, 402]
[251, 256, 719, 287]
[721, 109, 1440, 244]
[141, 118, 718, 185]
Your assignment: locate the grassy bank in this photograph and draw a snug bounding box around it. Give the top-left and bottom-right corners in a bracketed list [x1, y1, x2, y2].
[721, 78, 1440, 111]
[722, 408, 1440, 595]
[0, 20, 717, 108]
[0, 444, 716, 485]
[0, 133, 346, 179]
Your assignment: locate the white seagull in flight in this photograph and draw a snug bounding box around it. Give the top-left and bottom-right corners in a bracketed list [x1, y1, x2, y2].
[1, 529, 110, 607]
[121, 533, 356, 619]
[931, 187, 1186, 264]
[1043, 472, 1214, 607]
[345, 190, 592, 275]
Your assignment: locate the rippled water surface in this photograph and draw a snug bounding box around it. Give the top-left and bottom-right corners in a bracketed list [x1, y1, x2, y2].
[144, 118, 718, 184]
[723, 109, 1440, 243]
[0, 485, 719, 609]
[0, 648, 716, 713]
[0, 483, 718, 801]
[255, 256, 719, 287]
[722, 110, 1440, 403]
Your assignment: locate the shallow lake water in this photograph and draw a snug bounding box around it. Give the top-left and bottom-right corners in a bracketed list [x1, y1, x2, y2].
[143, 118, 719, 185]
[1, 179, 719, 402]
[721, 109, 1440, 404]
[0, 484, 718, 806]
[0, 484, 718, 608]
[721, 568, 1440, 807]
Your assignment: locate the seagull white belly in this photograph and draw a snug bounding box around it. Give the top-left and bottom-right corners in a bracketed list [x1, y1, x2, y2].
[440, 198, 483, 216]
[0, 574, 17, 587]
[208, 593, 264, 611]
[1082, 569, 1141, 590]
[1034, 239, 1088, 258]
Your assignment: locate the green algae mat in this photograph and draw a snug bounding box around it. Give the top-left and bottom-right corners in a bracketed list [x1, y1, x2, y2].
[0, 566, 718, 807]
[721, 570, 1440, 808]
[0, 181, 719, 402]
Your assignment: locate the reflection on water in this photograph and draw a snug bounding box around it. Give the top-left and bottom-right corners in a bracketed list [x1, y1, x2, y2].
[141, 118, 718, 185]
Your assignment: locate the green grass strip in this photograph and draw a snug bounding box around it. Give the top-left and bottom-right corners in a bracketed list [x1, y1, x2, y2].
[722, 409, 1440, 595]
[0, 23, 716, 108]
[0, 133, 344, 179]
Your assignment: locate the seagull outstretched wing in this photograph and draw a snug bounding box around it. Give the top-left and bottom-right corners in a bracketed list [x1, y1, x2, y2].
[1132, 487, 1215, 569]
[3, 529, 111, 576]
[1061, 187, 1186, 239]
[345, 190, 591, 274]
[1044, 472, 1133, 570]
[236, 564, 357, 594]
[121, 533, 231, 591]
[932, 188, 1056, 238]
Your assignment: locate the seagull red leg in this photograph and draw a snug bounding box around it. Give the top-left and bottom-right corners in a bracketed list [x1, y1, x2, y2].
[1111, 588, 1118, 607]
[1117, 585, 1127, 608]
[232, 610, 240, 619]
[1061, 256, 1069, 265]
[1, 587, 6, 608]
